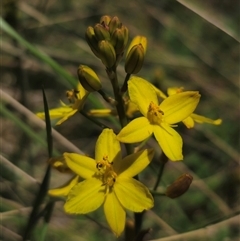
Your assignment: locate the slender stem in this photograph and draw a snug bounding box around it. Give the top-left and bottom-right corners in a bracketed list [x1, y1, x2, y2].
[153, 153, 168, 191]
[134, 212, 145, 235]
[106, 68, 133, 155]
[98, 89, 117, 106]
[121, 73, 131, 94]
[134, 154, 168, 235]
[106, 67, 138, 234]
[107, 68, 128, 128]
[80, 110, 109, 129]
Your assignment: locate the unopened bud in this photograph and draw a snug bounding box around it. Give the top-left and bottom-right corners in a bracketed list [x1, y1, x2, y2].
[108, 16, 121, 35]
[126, 35, 147, 56]
[111, 26, 129, 54]
[125, 43, 145, 74]
[98, 40, 116, 68]
[77, 65, 102, 92]
[85, 26, 101, 58]
[166, 173, 193, 198]
[100, 15, 111, 26]
[94, 23, 111, 41]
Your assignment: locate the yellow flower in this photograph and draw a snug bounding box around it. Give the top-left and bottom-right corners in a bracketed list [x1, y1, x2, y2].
[166, 87, 222, 128]
[117, 77, 201, 161]
[36, 83, 89, 125]
[63, 129, 154, 237]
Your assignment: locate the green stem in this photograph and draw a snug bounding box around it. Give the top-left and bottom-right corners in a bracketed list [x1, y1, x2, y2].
[121, 73, 131, 94]
[80, 110, 109, 129]
[106, 68, 133, 155]
[153, 153, 168, 191]
[134, 154, 168, 235]
[98, 89, 117, 106]
[107, 68, 128, 128]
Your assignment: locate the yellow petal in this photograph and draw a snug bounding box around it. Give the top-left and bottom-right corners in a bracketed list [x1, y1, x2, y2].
[153, 123, 183, 161]
[160, 91, 201, 124]
[117, 117, 153, 143]
[59, 100, 67, 106]
[182, 116, 195, 129]
[191, 113, 222, 125]
[125, 100, 139, 118]
[115, 149, 154, 178]
[37, 107, 77, 125]
[64, 153, 96, 179]
[104, 191, 125, 237]
[115, 177, 153, 212]
[88, 109, 113, 117]
[76, 82, 88, 99]
[167, 87, 184, 96]
[128, 77, 158, 116]
[55, 109, 78, 125]
[36, 106, 72, 119]
[48, 106, 73, 118]
[48, 175, 79, 197]
[95, 129, 121, 163]
[64, 178, 104, 214]
[126, 35, 147, 56]
[72, 95, 89, 110]
[48, 156, 71, 173]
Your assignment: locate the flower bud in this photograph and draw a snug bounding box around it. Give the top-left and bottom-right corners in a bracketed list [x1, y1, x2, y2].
[111, 26, 129, 54]
[98, 40, 116, 68]
[166, 173, 193, 198]
[77, 65, 102, 92]
[125, 43, 145, 74]
[100, 15, 111, 26]
[126, 35, 147, 56]
[94, 23, 111, 41]
[85, 26, 101, 58]
[108, 16, 121, 35]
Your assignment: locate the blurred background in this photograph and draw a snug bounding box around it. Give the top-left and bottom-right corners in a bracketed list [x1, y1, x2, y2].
[1, 0, 239, 240]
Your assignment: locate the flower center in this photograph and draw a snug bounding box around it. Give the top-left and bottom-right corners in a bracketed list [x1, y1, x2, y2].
[66, 89, 83, 110]
[96, 155, 117, 191]
[66, 89, 80, 103]
[147, 101, 164, 124]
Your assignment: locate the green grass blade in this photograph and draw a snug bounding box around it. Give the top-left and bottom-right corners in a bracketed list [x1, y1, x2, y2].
[1, 17, 75, 88]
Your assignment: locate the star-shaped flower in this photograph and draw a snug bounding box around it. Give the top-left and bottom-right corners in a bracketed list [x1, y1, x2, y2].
[62, 128, 154, 237]
[117, 77, 201, 161]
[36, 83, 88, 125]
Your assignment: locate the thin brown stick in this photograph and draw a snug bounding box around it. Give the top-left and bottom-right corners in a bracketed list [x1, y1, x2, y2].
[148, 215, 239, 241]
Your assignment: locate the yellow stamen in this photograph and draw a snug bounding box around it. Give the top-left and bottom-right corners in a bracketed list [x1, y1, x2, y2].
[147, 101, 164, 124]
[96, 156, 117, 192]
[66, 89, 80, 103]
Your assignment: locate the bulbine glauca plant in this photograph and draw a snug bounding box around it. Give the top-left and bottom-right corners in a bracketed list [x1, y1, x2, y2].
[36, 15, 222, 238]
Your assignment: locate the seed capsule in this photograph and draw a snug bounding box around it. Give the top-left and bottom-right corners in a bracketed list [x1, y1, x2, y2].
[165, 173, 193, 198]
[166, 173, 193, 198]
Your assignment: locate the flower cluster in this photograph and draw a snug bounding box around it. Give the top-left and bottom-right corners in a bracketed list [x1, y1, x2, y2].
[36, 15, 222, 237]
